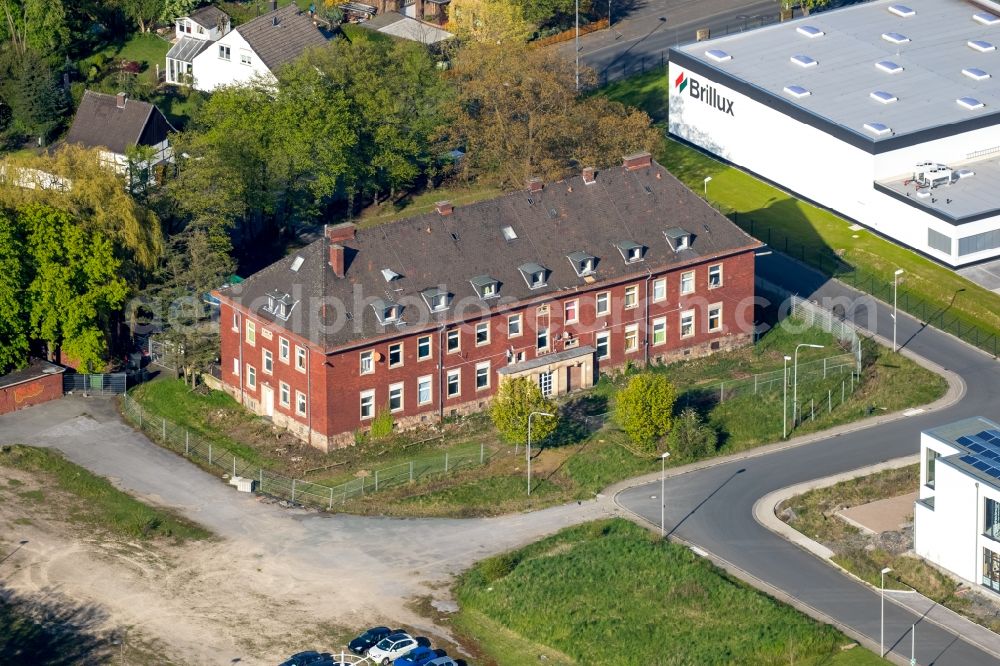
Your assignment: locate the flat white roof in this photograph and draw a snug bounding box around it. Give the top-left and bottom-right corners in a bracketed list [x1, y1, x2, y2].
[877, 154, 1000, 221]
[674, 0, 1000, 141]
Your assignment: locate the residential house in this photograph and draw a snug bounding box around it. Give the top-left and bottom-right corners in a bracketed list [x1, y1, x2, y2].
[213, 154, 761, 450]
[185, 3, 334, 92]
[165, 5, 232, 85]
[361, 11, 453, 44]
[64, 90, 174, 180]
[915, 417, 1000, 595]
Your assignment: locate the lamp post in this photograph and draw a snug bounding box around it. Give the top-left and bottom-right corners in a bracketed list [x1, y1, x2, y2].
[575, 0, 580, 91]
[660, 451, 671, 537]
[881, 566, 893, 658]
[910, 623, 916, 666]
[893, 268, 905, 352]
[703, 176, 712, 196]
[527, 411, 554, 496]
[783, 355, 792, 439]
[793, 343, 824, 426]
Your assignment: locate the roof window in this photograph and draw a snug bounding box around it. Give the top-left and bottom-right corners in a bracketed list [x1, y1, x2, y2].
[420, 287, 451, 312]
[501, 225, 517, 241]
[963, 67, 990, 81]
[265, 290, 294, 321]
[664, 227, 691, 251]
[888, 4, 915, 18]
[381, 268, 401, 282]
[870, 90, 898, 104]
[783, 85, 811, 99]
[290, 256, 304, 272]
[863, 122, 892, 136]
[882, 32, 910, 45]
[616, 240, 646, 263]
[705, 49, 732, 63]
[974, 12, 1000, 26]
[876, 60, 903, 74]
[518, 263, 549, 289]
[969, 40, 996, 53]
[957, 97, 985, 110]
[796, 25, 824, 38]
[469, 275, 500, 300]
[566, 251, 597, 277]
[371, 299, 402, 325]
[790, 54, 818, 68]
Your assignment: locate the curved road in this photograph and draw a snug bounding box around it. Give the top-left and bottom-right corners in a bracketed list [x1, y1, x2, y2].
[618, 252, 1000, 665]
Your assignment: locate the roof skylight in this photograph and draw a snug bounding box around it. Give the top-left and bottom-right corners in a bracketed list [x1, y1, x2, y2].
[783, 85, 811, 99]
[969, 40, 996, 53]
[882, 32, 910, 45]
[974, 12, 1000, 26]
[790, 54, 818, 68]
[705, 49, 732, 63]
[888, 5, 915, 18]
[501, 225, 517, 241]
[957, 97, 985, 110]
[863, 122, 892, 136]
[870, 90, 898, 104]
[963, 67, 990, 81]
[381, 268, 401, 282]
[290, 256, 304, 272]
[876, 60, 903, 74]
[796, 25, 824, 38]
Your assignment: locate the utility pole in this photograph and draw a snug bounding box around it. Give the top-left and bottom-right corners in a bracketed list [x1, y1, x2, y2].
[575, 0, 580, 91]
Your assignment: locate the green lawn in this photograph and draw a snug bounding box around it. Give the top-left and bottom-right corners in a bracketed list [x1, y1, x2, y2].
[454, 519, 886, 665]
[598, 67, 668, 122]
[96, 33, 171, 85]
[0, 444, 209, 542]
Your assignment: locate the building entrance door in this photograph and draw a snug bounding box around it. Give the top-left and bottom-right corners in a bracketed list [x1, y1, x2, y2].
[261, 385, 274, 417]
[539, 371, 553, 397]
[567, 365, 582, 392]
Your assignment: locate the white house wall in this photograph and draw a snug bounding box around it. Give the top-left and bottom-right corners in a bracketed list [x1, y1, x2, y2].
[915, 458, 980, 582]
[191, 30, 273, 92]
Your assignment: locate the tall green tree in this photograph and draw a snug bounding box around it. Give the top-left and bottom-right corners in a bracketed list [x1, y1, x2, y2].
[0, 0, 70, 56]
[0, 49, 66, 142]
[114, 0, 165, 33]
[665, 407, 717, 461]
[511, 0, 591, 30]
[0, 211, 29, 374]
[614, 373, 677, 452]
[490, 377, 559, 446]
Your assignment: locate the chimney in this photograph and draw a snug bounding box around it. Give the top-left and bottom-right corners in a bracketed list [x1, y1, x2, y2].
[329, 243, 345, 278]
[622, 151, 652, 171]
[116, 92, 127, 109]
[582, 167, 596, 185]
[325, 222, 356, 244]
[527, 177, 544, 193]
[435, 200, 453, 216]
[272, 15, 280, 26]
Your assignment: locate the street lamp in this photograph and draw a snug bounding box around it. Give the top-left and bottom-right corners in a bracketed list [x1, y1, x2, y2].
[881, 566, 892, 658]
[793, 343, 824, 426]
[527, 411, 554, 496]
[910, 622, 916, 666]
[893, 268, 905, 352]
[575, 0, 580, 91]
[660, 451, 671, 537]
[703, 176, 712, 196]
[783, 355, 792, 439]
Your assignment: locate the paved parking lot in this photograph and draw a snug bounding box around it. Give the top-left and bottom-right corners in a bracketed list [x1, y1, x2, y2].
[959, 258, 1000, 294]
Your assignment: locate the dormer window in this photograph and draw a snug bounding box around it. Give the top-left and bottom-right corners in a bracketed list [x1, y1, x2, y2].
[372, 299, 402, 325]
[567, 251, 597, 277]
[616, 240, 646, 263]
[518, 263, 549, 289]
[470, 275, 500, 300]
[421, 287, 452, 312]
[381, 268, 401, 282]
[265, 290, 294, 321]
[664, 227, 691, 251]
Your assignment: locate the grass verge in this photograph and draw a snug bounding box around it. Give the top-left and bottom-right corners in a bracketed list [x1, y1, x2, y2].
[779, 465, 1000, 632]
[452, 518, 884, 665]
[0, 444, 209, 542]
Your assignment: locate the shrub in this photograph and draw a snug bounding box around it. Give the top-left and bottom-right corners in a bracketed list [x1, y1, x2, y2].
[614, 373, 677, 452]
[665, 408, 718, 460]
[480, 552, 521, 582]
[370, 406, 394, 439]
[489, 377, 559, 446]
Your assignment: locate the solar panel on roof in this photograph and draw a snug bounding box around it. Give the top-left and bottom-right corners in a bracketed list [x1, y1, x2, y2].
[975, 461, 993, 472]
[988, 430, 1000, 438]
[978, 431, 995, 440]
[958, 436, 975, 446]
[970, 443, 987, 453]
[961, 455, 979, 466]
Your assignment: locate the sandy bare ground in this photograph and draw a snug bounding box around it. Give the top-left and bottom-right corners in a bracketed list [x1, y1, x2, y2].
[0, 398, 612, 665]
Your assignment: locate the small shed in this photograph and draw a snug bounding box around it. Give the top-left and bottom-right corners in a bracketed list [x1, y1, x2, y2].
[0, 359, 65, 416]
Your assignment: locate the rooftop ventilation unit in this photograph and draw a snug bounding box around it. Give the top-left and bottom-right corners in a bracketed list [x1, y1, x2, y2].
[783, 85, 811, 98]
[864, 122, 892, 136]
[791, 54, 817, 68]
[913, 164, 953, 188]
[882, 32, 910, 45]
[888, 4, 915, 18]
[958, 96, 985, 110]
[963, 67, 990, 81]
[974, 12, 1000, 26]
[705, 49, 732, 63]
[915, 189, 931, 199]
[871, 90, 898, 104]
[969, 40, 996, 53]
[796, 25, 824, 38]
[876, 60, 903, 74]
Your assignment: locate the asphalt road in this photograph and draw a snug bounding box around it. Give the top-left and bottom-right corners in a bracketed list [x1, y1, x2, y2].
[617, 252, 1000, 665]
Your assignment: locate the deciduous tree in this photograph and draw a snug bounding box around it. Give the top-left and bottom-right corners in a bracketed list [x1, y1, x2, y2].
[614, 373, 676, 451]
[0, 0, 70, 56]
[0, 211, 29, 374]
[490, 377, 559, 446]
[665, 407, 717, 460]
[448, 0, 531, 44]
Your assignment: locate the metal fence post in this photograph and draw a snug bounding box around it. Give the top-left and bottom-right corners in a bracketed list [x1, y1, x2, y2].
[445, 452, 449, 473]
[828, 389, 832, 413]
[329, 486, 334, 510]
[375, 470, 379, 492]
[823, 358, 827, 379]
[232, 457, 236, 478]
[291, 478, 296, 503]
[842, 380, 845, 405]
[185, 430, 189, 456]
[754, 374, 758, 394]
[720, 382, 724, 403]
[480, 442, 485, 464]
[162, 417, 166, 441]
[259, 468, 263, 492]
[811, 399, 815, 421]
[409, 461, 414, 482]
[361, 475, 364, 496]
[209, 443, 213, 465]
[138, 402, 142, 429]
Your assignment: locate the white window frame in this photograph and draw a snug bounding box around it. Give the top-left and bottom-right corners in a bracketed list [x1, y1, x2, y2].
[596, 291, 610, 316]
[446, 368, 461, 398]
[624, 285, 639, 309]
[388, 342, 403, 368]
[708, 264, 723, 289]
[389, 383, 404, 412]
[475, 321, 490, 346]
[417, 375, 433, 405]
[279, 381, 290, 408]
[680, 309, 695, 338]
[652, 317, 667, 346]
[246, 320, 255, 345]
[219, 44, 231, 60]
[447, 329, 461, 353]
[295, 346, 306, 373]
[262, 349, 273, 375]
[232, 312, 239, 332]
[296, 391, 307, 416]
[239, 52, 252, 66]
[652, 278, 666, 302]
[680, 271, 695, 295]
[708, 303, 723, 332]
[246, 364, 256, 389]
[417, 335, 432, 361]
[360, 390, 375, 420]
[537, 326, 549, 352]
[595, 331, 610, 360]
[475, 361, 491, 390]
[508, 313, 522, 338]
[232, 357, 240, 376]
[564, 299, 579, 324]
[279, 337, 290, 363]
[360, 350, 374, 375]
[624, 324, 639, 352]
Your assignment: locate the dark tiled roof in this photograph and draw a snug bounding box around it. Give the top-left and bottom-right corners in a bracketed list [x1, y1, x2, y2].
[221, 160, 760, 351]
[0, 358, 64, 390]
[189, 5, 229, 29]
[64, 91, 174, 155]
[238, 4, 334, 72]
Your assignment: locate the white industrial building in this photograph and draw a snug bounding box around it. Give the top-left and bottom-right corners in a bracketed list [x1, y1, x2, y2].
[914, 417, 1000, 594]
[668, 0, 1000, 267]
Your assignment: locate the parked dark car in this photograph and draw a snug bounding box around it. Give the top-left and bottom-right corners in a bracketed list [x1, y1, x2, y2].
[348, 626, 392, 655]
[278, 651, 332, 666]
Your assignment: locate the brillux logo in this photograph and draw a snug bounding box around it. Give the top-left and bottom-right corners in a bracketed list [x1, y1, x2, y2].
[675, 71, 734, 116]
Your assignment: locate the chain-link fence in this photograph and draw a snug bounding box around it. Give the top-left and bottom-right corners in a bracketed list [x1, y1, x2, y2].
[120, 393, 498, 509]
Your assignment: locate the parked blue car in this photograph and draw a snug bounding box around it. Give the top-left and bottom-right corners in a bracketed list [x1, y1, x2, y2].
[393, 646, 445, 666]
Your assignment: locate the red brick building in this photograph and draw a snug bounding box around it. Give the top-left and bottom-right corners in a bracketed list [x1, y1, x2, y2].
[215, 154, 761, 450]
[0, 359, 65, 416]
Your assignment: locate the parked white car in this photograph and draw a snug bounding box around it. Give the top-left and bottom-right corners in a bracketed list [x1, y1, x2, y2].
[366, 633, 418, 665]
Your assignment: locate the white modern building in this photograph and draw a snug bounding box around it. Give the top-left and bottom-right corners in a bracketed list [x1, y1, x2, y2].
[165, 5, 232, 86]
[914, 417, 1000, 594]
[668, 0, 1000, 267]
